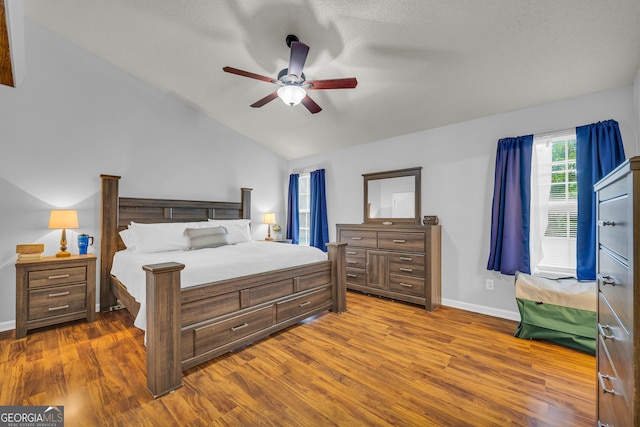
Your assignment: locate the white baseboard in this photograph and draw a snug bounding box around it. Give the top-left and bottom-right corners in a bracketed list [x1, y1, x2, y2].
[442, 298, 521, 322]
[0, 320, 15, 333]
[1, 302, 520, 333]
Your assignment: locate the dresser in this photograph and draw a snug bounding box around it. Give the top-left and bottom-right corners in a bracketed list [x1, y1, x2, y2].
[16, 254, 97, 338]
[594, 156, 639, 427]
[336, 223, 441, 311]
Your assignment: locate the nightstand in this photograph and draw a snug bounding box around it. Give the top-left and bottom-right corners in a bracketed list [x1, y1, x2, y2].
[16, 254, 97, 338]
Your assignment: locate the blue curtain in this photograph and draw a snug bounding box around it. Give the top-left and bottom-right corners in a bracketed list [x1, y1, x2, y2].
[487, 135, 533, 275]
[286, 174, 300, 244]
[575, 119, 625, 280]
[309, 169, 329, 252]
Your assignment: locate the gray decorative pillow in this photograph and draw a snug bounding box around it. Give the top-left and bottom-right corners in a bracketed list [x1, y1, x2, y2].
[184, 226, 229, 250]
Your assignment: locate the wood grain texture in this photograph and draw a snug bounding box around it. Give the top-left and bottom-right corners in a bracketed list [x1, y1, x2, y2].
[0, 0, 14, 87]
[1, 292, 596, 426]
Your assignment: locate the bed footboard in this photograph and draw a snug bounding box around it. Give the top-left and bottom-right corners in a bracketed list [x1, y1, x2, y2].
[142, 242, 346, 398]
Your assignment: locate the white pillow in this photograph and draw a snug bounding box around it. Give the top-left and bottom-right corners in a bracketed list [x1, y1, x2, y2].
[119, 229, 136, 250]
[128, 220, 212, 253]
[208, 219, 252, 244]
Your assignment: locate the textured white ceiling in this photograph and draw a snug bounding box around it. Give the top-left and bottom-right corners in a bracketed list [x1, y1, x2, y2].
[24, 0, 640, 159]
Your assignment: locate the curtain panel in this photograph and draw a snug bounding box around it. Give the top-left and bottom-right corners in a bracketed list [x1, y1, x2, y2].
[309, 169, 329, 252]
[575, 119, 626, 280]
[286, 173, 300, 244]
[487, 135, 534, 275]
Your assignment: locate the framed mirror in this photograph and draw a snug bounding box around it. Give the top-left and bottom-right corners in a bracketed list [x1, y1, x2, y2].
[363, 167, 421, 224]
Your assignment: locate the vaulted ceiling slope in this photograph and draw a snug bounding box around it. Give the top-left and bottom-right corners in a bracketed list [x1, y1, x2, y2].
[24, 0, 640, 160]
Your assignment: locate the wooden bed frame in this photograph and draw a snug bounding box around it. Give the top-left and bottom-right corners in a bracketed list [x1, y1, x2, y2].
[100, 175, 347, 398]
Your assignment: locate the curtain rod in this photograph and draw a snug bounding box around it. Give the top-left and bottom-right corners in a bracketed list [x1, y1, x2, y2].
[534, 127, 575, 139]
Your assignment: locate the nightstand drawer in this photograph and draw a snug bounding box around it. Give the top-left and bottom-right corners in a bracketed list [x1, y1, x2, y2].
[28, 283, 87, 320]
[28, 266, 87, 288]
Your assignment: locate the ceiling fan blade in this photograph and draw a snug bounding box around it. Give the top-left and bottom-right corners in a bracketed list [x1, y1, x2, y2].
[301, 95, 322, 114]
[250, 91, 279, 108]
[288, 42, 309, 82]
[223, 66, 275, 83]
[307, 77, 358, 90]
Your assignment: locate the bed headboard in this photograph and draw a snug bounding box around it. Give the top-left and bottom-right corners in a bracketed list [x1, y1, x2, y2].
[99, 174, 252, 311]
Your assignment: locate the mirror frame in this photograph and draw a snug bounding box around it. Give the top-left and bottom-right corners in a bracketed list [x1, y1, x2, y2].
[363, 167, 422, 224]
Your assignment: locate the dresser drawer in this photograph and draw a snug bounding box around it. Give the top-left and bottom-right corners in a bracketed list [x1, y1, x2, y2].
[346, 247, 366, 272]
[340, 230, 377, 248]
[276, 286, 332, 323]
[28, 266, 87, 288]
[28, 283, 87, 321]
[597, 337, 631, 427]
[378, 232, 425, 252]
[194, 304, 275, 355]
[598, 250, 631, 330]
[346, 268, 366, 286]
[598, 292, 632, 401]
[598, 194, 629, 260]
[389, 275, 425, 297]
[389, 253, 425, 277]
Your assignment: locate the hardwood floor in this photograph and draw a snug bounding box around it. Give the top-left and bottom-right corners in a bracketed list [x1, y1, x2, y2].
[0, 291, 595, 426]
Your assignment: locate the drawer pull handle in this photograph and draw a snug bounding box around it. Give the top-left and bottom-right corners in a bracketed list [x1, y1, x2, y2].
[399, 257, 413, 261]
[48, 291, 70, 298]
[598, 323, 616, 341]
[400, 268, 413, 273]
[231, 323, 249, 332]
[597, 220, 616, 227]
[347, 261, 357, 265]
[597, 422, 611, 427]
[48, 305, 70, 312]
[351, 237, 363, 240]
[597, 372, 616, 395]
[347, 273, 358, 278]
[399, 283, 413, 288]
[299, 301, 311, 307]
[347, 251, 357, 255]
[48, 274, 70, 280]
[598, 274, 616, 286]
[393, 239, 406, 243]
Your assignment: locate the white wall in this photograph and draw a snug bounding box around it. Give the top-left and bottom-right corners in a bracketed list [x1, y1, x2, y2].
[0, 22, 289, 330]
[290, 85, 638, 320]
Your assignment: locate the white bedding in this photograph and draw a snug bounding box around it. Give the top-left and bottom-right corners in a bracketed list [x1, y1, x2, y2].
[110, 241, 328, 331]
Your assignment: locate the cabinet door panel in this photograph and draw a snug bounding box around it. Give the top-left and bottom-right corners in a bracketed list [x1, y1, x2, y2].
[366, 250, 388, 289]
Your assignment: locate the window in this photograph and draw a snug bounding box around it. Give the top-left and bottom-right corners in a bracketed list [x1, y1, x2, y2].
[531, 130, 577, 276]
[298, 173, 310, 245]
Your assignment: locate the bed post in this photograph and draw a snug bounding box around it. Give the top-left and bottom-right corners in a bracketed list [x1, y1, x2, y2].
[241, 187, 252, 219]
[143, 262, 185, 398]
[327, 242, 347, 313]
[100, 174, 121, 311]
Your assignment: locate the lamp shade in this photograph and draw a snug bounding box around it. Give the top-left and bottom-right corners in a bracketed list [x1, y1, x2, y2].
[263, 212, 276, 225]
[277, 85, 306, 106]
[48, 210, 79, 229]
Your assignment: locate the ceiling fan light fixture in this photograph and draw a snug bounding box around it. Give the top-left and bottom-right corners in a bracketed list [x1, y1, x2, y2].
[277, 85, 306, 106]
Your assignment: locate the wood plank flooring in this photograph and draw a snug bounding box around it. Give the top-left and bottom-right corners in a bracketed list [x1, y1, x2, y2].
[0, 291, 595, 426]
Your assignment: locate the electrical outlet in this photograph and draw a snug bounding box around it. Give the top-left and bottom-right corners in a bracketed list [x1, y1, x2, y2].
[485, 279, 494, 290]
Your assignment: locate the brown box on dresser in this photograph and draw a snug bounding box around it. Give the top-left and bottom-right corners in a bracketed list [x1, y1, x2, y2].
[15, 254, 97, 338]
[594, 156, 640, 427]
[336, 223, 441, 311]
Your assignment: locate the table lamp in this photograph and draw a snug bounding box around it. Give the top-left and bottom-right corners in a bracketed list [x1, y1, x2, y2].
[48, 209, 79, 257]
[263, 212, 276, 241]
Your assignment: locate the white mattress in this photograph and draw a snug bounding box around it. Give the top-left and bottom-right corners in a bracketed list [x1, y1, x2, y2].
[514, 272, 596, 312]
[110, 241, 328, 331]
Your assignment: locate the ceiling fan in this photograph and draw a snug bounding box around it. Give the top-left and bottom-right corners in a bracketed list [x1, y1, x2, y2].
[223, 35, 357, 114]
